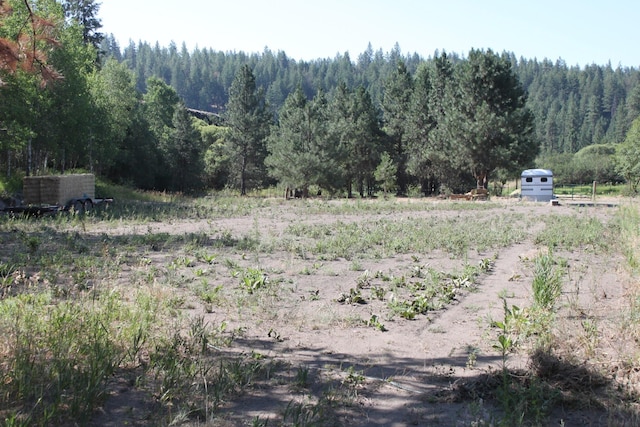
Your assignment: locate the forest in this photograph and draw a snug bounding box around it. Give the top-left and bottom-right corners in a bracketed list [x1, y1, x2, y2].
[2, 0, 640, 196]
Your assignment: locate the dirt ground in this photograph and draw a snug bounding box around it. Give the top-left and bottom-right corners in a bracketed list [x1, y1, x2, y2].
[84, 197, 638, 426]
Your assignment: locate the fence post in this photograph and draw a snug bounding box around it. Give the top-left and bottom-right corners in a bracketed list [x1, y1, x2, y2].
[592, 181, 597, 201]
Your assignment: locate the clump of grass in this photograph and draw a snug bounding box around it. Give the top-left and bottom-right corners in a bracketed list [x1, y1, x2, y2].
[285, 214, 526, 260]
[531, 249, 563, 311]
[535, 214, 610, 251]
[0, 289, 159, 424]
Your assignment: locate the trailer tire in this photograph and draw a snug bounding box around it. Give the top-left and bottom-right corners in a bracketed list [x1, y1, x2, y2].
[72, 200, 85, 214]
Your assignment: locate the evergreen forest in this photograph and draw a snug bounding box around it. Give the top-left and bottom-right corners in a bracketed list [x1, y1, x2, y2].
[2, 0, 640, 196]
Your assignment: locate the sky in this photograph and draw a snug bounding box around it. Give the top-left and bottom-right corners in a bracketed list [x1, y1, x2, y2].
[99, 0, 639, 68]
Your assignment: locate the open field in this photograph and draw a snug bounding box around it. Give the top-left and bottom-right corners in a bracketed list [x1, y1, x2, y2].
[1, 195, 639, 426]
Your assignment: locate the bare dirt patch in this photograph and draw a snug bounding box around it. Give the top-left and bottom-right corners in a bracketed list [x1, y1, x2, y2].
[73, 197, 639, 426]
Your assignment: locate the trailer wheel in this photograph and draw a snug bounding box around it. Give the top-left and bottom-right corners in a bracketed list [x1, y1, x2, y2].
[84, 199, 94, 212]
[72, 200, 85, 214]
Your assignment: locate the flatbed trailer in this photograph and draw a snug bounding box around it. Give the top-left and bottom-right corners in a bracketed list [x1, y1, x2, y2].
[0, 174, 113, 217]
[1, 197, 113, 217]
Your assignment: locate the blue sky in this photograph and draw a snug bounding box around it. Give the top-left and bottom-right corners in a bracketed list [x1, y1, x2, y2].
[99, 0, 638, 68]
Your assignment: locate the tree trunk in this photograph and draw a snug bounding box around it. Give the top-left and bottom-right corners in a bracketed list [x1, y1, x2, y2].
[476, 170, 488, 189]
[6, 150, 11, 178]
[240, 154, 247, 196]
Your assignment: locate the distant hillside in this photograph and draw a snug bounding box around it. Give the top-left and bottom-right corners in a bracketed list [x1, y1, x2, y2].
[102, 37, 640, 154]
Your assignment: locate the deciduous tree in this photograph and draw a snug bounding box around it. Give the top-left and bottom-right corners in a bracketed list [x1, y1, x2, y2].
[615, 116, 640, 193]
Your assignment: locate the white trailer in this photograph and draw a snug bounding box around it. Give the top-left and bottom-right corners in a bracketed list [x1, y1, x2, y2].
[521, 169, 554, 202]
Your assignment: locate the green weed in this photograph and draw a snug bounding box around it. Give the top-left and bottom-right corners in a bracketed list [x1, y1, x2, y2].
[337, 287, 365, 305]
[281, 399, 324, 426]
[366, 314, 387, 331]
[239, 267, 269, 294]
[535, 215, 611, 251]
[531, 249, 563, 311]
[295, 366, 310, 388]
[0, 290, 158, 424]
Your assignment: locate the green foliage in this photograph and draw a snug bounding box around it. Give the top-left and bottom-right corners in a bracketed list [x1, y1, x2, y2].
[534, 215, 610, 251]
[225, 65, 271, 195]
[539, 145, 621, 185]
[91, 59, 142, 177]
[164, 104, 205, 192]
[266, 87, 342, 194]
[365, 314, 387, 331]
[615, 116, 640, 192]
[381, 60, 413, 194]
[239, 267, 269, 294]
[201, 124, 232, 190]
[0, 290, 158, 423]
[3, 27, 640, 196]
[374, 151, 397, 196]
[448, 49, 538, 187]
[329, 83, 384, 197]
[287, 213, 525, 260]
[62, 0, 104, 49]
[531, 250, 563, 310]
[337, 287, 365, 305]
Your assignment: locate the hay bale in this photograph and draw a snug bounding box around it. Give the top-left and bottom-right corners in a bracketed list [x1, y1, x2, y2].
[23, 174, 95, 205]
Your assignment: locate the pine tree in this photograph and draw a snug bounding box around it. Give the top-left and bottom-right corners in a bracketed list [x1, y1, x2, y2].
[225, 64, 271, 195]
[266, 87, 341, 196]
[447, 49, 537, 188]
[166, 104, 204, 192]
[329, 83, 383, 197]
[381, 60, 413, 195]
[61, 0, 103, 49]
[405, 53, 461, 194]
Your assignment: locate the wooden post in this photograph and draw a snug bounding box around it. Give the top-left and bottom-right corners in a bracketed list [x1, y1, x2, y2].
[592, 181, 597, 201]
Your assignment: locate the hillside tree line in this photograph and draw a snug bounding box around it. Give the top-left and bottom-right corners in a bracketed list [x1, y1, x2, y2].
[2, 0, 640, 196]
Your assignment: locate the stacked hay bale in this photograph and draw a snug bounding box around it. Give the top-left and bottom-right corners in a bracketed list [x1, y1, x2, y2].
[23, 174, 95, 206]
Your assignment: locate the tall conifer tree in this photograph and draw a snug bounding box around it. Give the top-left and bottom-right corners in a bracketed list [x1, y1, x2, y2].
[225, 64, 270, 195]
[381, 60, 413, 195]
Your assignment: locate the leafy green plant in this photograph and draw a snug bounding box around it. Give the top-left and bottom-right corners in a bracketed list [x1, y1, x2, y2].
[388, 299, 416, 319]
[197, 252, 217, 264]
[337, 287, 365, 304]
[370, 285, 386, 300]
[239, 267, 269, 294]
[356, 270, 372, 288]
[366, 314, 387, 331]
[492, 298, 519, 367]
[196, 281, 224, 305]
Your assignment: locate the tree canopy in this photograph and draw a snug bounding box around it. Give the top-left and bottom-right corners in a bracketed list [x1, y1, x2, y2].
[447, 49, 537, 188]
[225, 64, 271, 195]
[2, 7, 640, 194]
[616, 117, 640, 192]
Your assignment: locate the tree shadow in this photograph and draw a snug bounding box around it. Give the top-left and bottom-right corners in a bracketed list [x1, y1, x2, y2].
[208, 336, 640, 426]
